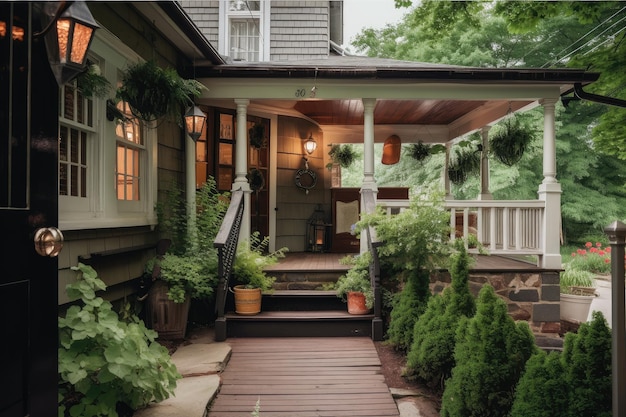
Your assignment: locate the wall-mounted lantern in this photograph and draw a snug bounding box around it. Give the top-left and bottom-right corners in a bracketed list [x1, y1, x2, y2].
[36, 2, 99, 86]
[304, 133, 317, 155]
[185, 105, 207, 141]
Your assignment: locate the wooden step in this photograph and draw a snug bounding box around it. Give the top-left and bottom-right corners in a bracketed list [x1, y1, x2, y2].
[224, 310, 374, 338]
[262, 290, 346, 311]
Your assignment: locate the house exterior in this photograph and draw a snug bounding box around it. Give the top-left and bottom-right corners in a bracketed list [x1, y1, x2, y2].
[0, 1, 600, 412]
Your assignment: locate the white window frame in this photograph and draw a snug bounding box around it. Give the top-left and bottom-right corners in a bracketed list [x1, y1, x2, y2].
[59, 28, 157, 230]
[219, 0, 270, 61]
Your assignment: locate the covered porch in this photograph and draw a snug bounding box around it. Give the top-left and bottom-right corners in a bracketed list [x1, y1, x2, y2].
[194, 56, 598, 270]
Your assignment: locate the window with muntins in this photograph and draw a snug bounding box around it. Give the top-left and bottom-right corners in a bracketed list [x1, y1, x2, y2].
[115, 101, 143, 201]
[221, 0, 267, 61]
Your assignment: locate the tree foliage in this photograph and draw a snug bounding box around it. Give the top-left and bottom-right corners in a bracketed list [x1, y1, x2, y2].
[347, 1, 626, 243]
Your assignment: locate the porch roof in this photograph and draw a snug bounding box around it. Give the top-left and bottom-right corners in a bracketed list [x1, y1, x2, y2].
[196, 56, 599, 143]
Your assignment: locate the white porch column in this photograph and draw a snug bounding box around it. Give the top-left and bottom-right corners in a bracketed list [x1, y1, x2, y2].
[538, 98, 561, 269]
[234, 99, 251, 245]
[361, 98, 378, 253]
[444, 143, 452, 200]
[478, 126, 492, 200]
[361, 98, 378, 192]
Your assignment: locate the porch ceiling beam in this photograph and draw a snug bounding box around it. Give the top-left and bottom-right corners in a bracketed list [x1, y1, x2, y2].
[322, 124, 450, 144]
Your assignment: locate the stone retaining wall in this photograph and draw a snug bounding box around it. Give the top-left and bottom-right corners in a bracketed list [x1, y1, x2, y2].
[430, 270, 561, 335]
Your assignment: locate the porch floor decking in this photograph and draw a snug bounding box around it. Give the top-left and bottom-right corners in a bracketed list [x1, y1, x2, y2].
[264, 252, 543, 272]
[208, 337, 400, 417]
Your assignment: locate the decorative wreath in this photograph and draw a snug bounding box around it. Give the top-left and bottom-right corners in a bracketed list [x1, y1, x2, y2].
[295, 168, 317, 193]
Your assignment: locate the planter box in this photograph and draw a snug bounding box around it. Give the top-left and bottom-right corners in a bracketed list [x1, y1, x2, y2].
[145, 280, 190, 339]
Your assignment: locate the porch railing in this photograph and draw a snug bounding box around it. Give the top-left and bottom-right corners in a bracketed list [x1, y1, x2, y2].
[214, 188, 244, 342]
[377, 198, 545, 257]
[362, 190, 383, 341]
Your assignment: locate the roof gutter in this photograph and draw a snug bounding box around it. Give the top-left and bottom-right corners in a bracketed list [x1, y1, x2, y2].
[574, 83, 626, 108]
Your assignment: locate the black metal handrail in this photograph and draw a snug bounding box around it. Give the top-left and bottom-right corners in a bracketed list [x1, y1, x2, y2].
[362, 189, 383, 341]
[213, 188, 244, 341]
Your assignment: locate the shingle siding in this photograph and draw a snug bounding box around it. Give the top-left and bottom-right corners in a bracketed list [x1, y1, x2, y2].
[180, 1, 331, 62]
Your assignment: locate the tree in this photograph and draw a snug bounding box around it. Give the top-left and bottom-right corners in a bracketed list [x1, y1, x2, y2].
[348, 1, 626, 243]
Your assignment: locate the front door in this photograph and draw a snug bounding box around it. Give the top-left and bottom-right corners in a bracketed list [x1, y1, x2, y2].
[1, 3, 60, 416]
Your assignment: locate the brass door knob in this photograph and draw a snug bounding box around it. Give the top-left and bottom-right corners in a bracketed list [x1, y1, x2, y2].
[34, 227, 64, 257]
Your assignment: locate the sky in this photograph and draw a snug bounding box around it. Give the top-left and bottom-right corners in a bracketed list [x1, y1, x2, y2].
[342, 0, 408, 49]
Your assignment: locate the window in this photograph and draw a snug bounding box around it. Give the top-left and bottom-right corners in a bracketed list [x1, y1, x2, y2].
[220, 0, 269, 61]
[59, 28, 157, 230]
[115, 101, 143, 201]
[59, 70, 95, 213]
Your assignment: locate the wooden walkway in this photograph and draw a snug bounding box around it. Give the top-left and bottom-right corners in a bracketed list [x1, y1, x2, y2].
[208, 337, 400, 417]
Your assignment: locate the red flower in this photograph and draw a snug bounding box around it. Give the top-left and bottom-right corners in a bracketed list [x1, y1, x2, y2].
[596, 242, 602, 247]
[599, 250, 605, 256]
[606, 247, 612, 253]
[590, 247, 598, 253]
[605, 258, 611, 264]
[571, 252, 576, 257]
[585, 242, 593, 248]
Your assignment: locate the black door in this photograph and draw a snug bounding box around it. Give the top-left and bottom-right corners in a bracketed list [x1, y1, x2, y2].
[1, 3, 60, 416]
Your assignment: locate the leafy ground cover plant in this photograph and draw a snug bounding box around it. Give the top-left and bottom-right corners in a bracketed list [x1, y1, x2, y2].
[59, 264, 180, 417]
[405, 239, 476, 389]
[440, 285, 537, 417]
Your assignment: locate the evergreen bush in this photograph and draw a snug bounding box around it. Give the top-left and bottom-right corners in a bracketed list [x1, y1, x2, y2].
[510, 351, 568, 417]
[405, 240, 476, 389]
[510, 311, 612, 417]
[440, 285, 537, 417]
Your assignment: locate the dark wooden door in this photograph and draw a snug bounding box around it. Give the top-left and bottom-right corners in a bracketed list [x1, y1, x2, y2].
[1, 3, 60, 416]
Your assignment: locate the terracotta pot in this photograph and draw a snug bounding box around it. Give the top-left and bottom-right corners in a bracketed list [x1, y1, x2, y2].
[233, 285, 262, 315]
[347, 291, 370, 315]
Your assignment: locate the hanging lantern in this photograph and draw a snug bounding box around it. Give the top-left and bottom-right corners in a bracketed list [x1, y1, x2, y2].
[185, 105, 207, 141]
[382, 134, 401, 165]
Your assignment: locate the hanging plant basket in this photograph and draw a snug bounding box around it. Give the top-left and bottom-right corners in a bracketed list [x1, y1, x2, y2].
[249, 123, 266, 148]
[490, 115, 534, 166]
[448, 143, 480, 185]
[247, 168, 265, 192]
[328, 144, 357, 168]
[116, 60, 204, 122]
[76, 64, 111, 98]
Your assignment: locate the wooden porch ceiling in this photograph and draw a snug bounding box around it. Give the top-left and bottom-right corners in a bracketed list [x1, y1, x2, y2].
[293, 98, 491, 126]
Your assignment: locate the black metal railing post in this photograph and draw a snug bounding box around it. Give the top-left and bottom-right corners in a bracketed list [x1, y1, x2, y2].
[213, 189, 244, 341]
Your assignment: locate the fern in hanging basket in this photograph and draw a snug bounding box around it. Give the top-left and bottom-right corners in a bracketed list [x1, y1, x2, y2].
[408, 141, 431, 163]
[489, 115, 534, 166]
[328, 144, 358, 168]
[448, 144, 480, 185]
[116, 60, 204, 122]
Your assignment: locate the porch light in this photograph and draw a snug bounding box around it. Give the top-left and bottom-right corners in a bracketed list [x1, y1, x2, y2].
[37, 2, 99, 86]
[185, 105, 207, 142]
[304, 133, 317, 154]
[382, 134, 401, 165]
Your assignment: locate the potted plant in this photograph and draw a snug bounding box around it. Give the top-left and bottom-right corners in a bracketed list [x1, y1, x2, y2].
[144, 178, 228, 338]
[489, 114, 534, 166]
[559, 264, 596, 323]
[116, 60, 204, 122]
[335, 253, 373, 315]
[232, 232, 288, 315]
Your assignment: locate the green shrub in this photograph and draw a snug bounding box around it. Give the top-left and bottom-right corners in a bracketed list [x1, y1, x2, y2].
[405, 240, 476, 389]
[358, 193, 452, 350]
[440, 285, 537, 417]
[511, 311, 612, 417]
[385, 268, 431, 351]
[563, 311, 612, 417]
[510, 351, 568, 417]
[58, 264, 180, 417]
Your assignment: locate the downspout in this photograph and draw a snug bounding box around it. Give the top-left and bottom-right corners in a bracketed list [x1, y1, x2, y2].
[573, 83, 626, 108]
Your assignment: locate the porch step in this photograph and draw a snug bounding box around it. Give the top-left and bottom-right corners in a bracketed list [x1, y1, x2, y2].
[268, 270, 345, 291]
[224, 310, 373, 338]
[223, 290, 372, 338]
